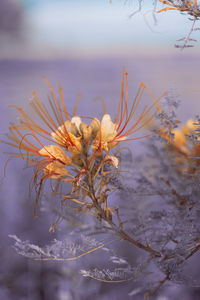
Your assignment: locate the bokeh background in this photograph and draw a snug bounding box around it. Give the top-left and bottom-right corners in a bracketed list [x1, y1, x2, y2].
[1, 0, 200, 299]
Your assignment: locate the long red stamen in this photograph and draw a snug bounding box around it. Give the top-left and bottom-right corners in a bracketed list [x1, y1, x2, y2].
[11, 123, 39, 151]
[116, 83, 146, 137]
[118, 105, 148, 138]
[59, 82, 68, 121]
[115, 68, 125, 127]
[43, 77, 65, 126]
[33, 92, 60, 131]
[116, 71, 129, 131]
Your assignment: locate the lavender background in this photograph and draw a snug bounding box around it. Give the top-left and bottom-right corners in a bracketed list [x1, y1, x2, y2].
[1, 1, 200, 299]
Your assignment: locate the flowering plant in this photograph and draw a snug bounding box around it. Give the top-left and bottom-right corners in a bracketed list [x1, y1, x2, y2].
[5, 69, 200, 298]
[4, 69, 164, 231]
[157, 0, 200, 48]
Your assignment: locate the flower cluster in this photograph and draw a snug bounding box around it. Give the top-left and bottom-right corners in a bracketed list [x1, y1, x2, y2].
[4, 69, 165, 220]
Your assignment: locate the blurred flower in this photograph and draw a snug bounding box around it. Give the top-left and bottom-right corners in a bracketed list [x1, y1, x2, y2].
[171, 128, 188, 154]
[157, 0, 200, 18]
[162, 118, 200, 173]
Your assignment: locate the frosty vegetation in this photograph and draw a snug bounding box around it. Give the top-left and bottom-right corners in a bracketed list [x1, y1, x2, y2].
[4, 68, 200, 298]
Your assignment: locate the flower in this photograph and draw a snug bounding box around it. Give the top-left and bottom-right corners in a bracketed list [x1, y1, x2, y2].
[51, 123, 82, 154]
[171, 129, 188, 152]
[3, 68, 171, 223]
[166, 119, 199, 154]
[93, 114, 126, 151]
[4, 122, 72, 180]
[3, 69, 165, 189]
[182, 119, 197, 135]
[41, 162, 69, 180]
[157, 0, 200, 18]
[3, 77, 78, 183]
[39, 145, 71, 167]
[38, 145, 71, 179]
[161, 119, 200, 174]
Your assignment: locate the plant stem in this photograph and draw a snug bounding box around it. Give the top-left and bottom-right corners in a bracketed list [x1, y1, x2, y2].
[119, 229, 161, 257]
[88, 174, 161, 258]
[144, 273, 170, 299]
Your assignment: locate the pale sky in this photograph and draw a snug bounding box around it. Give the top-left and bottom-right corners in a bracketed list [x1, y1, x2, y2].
[1, 0, 200, 58]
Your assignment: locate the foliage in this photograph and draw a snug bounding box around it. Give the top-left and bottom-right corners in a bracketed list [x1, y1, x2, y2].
[3, 70, 200, 298]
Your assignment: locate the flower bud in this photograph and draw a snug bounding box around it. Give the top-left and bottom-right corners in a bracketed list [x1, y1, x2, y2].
[79, 122, 92, 141]
[90, 118, 100, 137]
[71, 116, 82, 134]
[64, 120, 78, 136]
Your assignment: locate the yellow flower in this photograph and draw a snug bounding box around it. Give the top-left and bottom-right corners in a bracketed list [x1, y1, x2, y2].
[93, 114, 126, 151]
[4, 70, 165, 181]
[181, 119, 197, 136]
[50, 117, 83, 154]
[4, 78, 81, 184]
[172, 129, 187, 149]
[42, 162, 69, 180]
[39, 145, 71, 180]
[162, 119, 200, 162]
[51, 128, 82, 154]
[39, 145, 71, 167]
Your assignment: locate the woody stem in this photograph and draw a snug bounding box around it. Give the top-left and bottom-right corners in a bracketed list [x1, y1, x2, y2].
[87, 172, 161, 258]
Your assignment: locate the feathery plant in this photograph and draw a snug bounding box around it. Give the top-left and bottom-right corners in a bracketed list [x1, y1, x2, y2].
[157, 0, 200, 48]
[115, 1, 200, 49]
[3, 69, 200, 297]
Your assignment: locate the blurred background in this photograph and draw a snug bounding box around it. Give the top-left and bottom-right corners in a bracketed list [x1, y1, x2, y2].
[0, 0, 200, 299]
